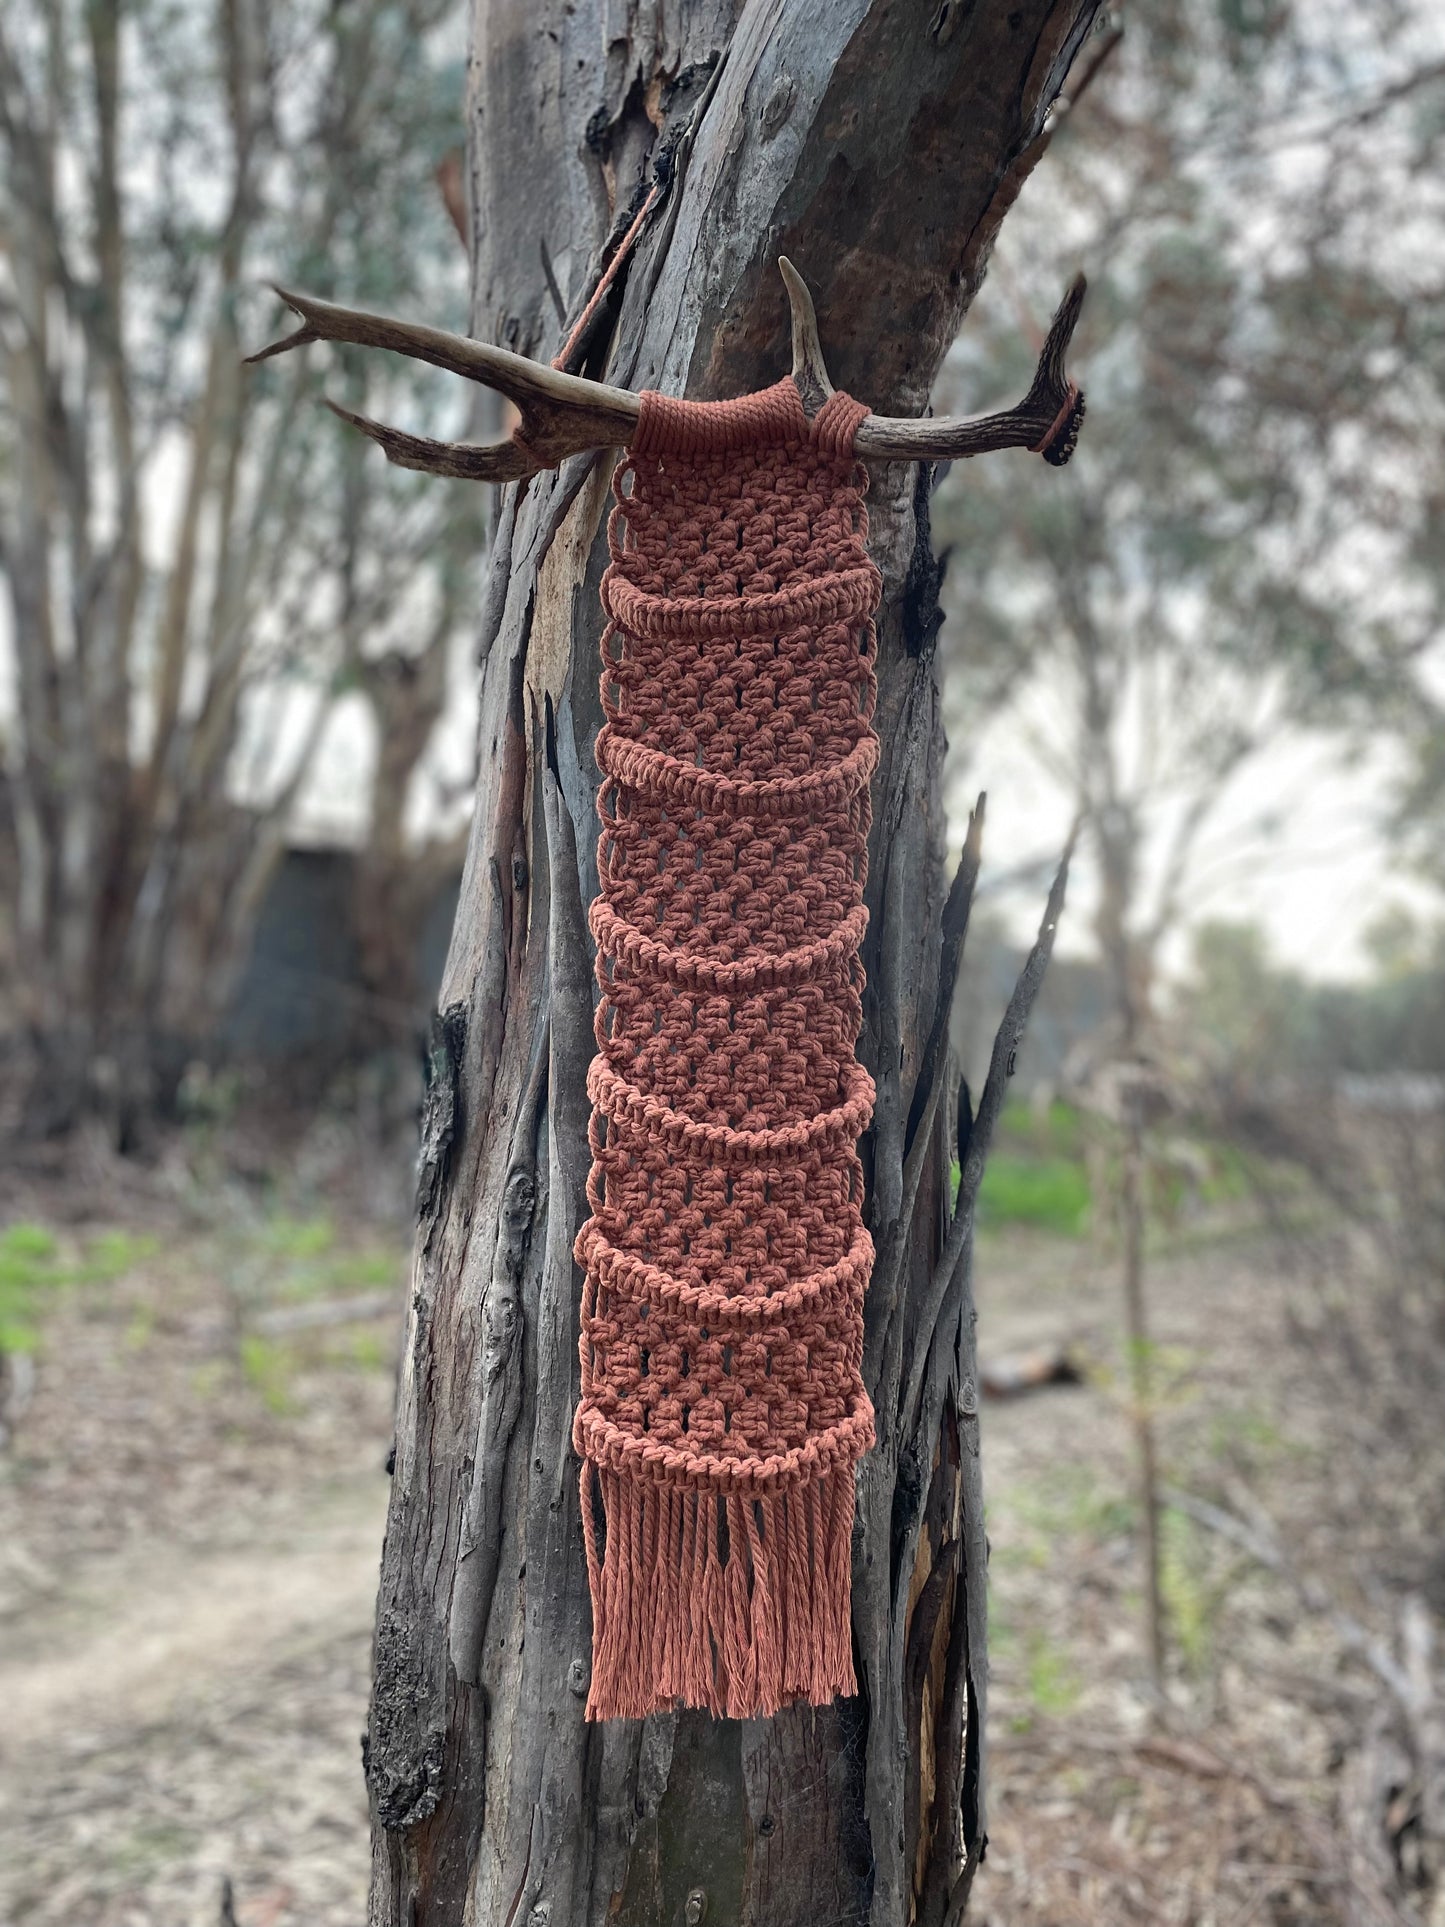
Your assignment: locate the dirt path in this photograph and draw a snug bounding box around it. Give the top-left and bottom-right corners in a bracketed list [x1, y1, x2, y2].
[0, 1473, 387, 1927]
[0, 1214, 401, 1927]
[2, 1475, 386, 1754]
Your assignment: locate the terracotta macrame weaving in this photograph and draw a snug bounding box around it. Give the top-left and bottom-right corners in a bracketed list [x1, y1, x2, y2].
[572, 377, 881, 1721]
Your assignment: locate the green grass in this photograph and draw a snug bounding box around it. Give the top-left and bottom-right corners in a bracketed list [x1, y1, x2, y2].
[1011, 1465, 1136, 1547]
[77, 1230, 158, 1281]
[978, 1154, 1092, 1235]
[990, 1601, 1085, 1728]
[344, 1330, 390, 1372]
[1195, 1139, 1254, 1208]
[0, 1222, 155, 1353]
[970, 1098, 1272, 1242]
[260, 1213, 336, 1262]
[247, 1213, 403, 1303]
[997, 1097, 1089, 1161]
[1025, 1634, 1083, 1716]
[961, 1100, 1095, 1234]
[239, 1334, 300, 1415]
[1207, 1401, 1285, 1466]
[0, 1224, 62, 1353]
[209, 1209, 404, 1414]
[1159, 1505, 1233, 1675]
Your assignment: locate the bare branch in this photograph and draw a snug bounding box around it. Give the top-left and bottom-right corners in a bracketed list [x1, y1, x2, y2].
[957, 820, 1077, 1219]
[869, 794, 987, 1420]
[903, 792, 987, 1184]
[1056, 18, 1125, 115]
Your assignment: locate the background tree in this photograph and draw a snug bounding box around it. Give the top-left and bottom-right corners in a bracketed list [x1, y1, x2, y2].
[259, 2, 1109, 1921]
[0, 0, 479, 1139]
[932, 0, 1445, 1693]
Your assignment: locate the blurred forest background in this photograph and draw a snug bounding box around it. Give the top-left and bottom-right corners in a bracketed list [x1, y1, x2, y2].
[4, 2, 1445, 1924]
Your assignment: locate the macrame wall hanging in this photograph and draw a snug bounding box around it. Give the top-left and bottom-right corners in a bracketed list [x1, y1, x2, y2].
[251, 257, 1085, 1725]
[574, 379, 881, 1719]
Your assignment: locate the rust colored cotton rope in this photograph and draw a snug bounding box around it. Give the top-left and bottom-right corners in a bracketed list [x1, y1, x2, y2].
[573, 376, 882, 1721]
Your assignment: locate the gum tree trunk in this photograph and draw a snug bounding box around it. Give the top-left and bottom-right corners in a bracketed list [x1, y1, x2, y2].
[365, 4, 1099, 1922]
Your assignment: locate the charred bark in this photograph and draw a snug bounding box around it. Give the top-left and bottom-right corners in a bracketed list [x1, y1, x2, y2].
[365, 4, 1099, 1921]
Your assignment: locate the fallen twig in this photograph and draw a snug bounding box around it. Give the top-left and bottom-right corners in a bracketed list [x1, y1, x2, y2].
[249, 1291, 396, 1337]
[979, 1345, 1084, 1399]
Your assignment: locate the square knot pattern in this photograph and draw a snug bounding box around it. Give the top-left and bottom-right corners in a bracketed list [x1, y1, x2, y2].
[573, 378, 882, 1721]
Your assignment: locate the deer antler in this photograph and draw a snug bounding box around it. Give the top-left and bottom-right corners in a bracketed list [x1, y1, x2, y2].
[246, 263, 1086, 479]
[858, 272, 1086, 467]
[245, 290, 640, 481]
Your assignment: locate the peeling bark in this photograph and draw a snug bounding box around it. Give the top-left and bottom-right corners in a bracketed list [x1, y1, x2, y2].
[366, 3, 1099, 1920]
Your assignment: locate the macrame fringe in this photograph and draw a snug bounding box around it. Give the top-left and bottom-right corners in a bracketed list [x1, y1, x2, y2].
[581, 1460, 857, 1721]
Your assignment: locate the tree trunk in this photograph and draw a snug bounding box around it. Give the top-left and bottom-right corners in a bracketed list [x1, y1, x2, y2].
[365, 5, 1098, 1922]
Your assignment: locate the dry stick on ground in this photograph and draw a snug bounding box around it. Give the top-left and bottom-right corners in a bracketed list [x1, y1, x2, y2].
[979, 1345, 1083, 1398]
[1165, 1486, 1420, 1713]
[1169, 1487, 1445, 1924]
[250, 1292, 397, 1337]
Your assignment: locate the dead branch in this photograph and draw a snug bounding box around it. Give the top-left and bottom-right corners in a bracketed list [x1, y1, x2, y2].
[245, 264, 1087, 480]
[249, 1291, 396, 1337]
[902, 793, 987, 1214]
[898, 828, 1075, 1433]
[957, 824, 1077, 1219]
[980, 1345, 1084, 1398]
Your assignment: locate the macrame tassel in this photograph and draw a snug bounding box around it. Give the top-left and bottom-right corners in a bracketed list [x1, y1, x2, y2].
[584, 1465, 858, 1721]
[575, 379, 881, 1720]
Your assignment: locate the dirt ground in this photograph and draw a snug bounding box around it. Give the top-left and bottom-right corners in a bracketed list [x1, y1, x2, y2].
[0, 1156, 399, 1927]
[972, 1226, 1360, 1927]
[0, 1167, 1388, 1926]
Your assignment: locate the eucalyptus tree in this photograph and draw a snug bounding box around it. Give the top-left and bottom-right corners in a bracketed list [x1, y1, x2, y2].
[0, 0, 478, 1135]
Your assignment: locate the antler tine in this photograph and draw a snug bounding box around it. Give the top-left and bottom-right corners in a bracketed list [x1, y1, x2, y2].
[247, 285, 641, 481]
[778, 256, 835, 415]
[856, 272, 1088, 467]
[323, 400, 538, 483]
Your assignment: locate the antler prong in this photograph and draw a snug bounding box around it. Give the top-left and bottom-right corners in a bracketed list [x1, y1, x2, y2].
[246, 317, 320, 366]
[856, 272, 1088, 466]
[778, 256, 835, 415]
[323, 399, 537, 482]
